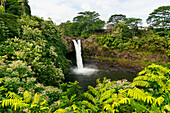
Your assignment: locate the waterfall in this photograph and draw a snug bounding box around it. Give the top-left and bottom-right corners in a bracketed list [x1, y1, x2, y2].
[72, 40, 83, 69]
[72, 39, 97, 75]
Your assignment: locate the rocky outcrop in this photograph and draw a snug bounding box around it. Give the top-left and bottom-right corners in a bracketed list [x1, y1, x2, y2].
[63, 37, 84, 53]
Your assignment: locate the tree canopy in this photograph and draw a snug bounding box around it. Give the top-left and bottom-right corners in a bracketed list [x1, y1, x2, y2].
[5, 0, 31, 16]
[108, 14, 126, 25]
[147, 5, 170, 29]
[73, 11, 105, 32]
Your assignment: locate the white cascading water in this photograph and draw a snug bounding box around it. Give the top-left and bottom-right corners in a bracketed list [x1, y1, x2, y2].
[72, 40, 97, 75]
[72, 40, 84, 69]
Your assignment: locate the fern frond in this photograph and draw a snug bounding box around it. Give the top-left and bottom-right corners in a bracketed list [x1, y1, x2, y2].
[118, 98, 130, 104]
[70, 94, 76, 103]
[32, 93, 40, 104]
[54, 109, 67, 113]
[72, 104, 79, 111]
[12, 102, 29, 111]
[40, 106, 50, 111]
[2, 99, 28, 111]
[144, 96, 155, 104]
[100, 89, 116, 103]
[104, 104, 116, 113]
[23, 91, 31, 103]
[138, 70, 146, 75]
[164, 104, 170, 112]
[6, 92, 22, 100]
[131, 81, 150, 87]
[96, 78, 101, 84]
[40, 100, 48, 106]
[130, 100, 150, 112]
[100, 82, 112, 93]
[103, 98, 114, 104]
[2, 99, 19, 108]
[133, 75, 149, 81]
[154, 96, 164, 106]
[128, 88, 146, 101]
[0, 78, 4, 84]
[83, 92, 96, 104]
[88, 86, 99, 97]
[82, 100, 98, 112]
[112, 102, 120, 108]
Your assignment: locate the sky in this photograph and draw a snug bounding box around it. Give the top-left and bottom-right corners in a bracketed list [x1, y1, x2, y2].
[28, 0, 170, 26]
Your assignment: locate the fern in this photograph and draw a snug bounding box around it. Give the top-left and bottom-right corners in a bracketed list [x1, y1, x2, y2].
[130, 100, 150, 112]
[131, 81, 150, 87]
[54, 109, 67, 113]
[88, 86, 99, 98]
[100, 88, 116, 103]
[23, 90, 31, 103]
[1, 91, 50, 112]
[6, 92, 22, 100]
[82, 100, 98, 112]
[154, 96, 165, 106]
[144, 95, 155, 104]
[127, 87, 146, 101]
[103, 104, 116, 113]
[32, 93, 40, 104]
[83, 92, 96, 104]
[118, 97, 130, 104]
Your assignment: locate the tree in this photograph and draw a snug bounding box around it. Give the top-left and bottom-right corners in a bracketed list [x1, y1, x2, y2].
[147, 5, 170, 30]
[1, 0, 6, 12]
[126, 17, 142, 37]
[5, 0, 31, 16]
[18, 0, 25, 15]
[108, 14, 126, 25]
[73, 11, 105, 35]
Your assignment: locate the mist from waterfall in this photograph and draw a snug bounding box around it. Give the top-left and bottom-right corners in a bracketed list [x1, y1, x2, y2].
[72, 40, 97, 75]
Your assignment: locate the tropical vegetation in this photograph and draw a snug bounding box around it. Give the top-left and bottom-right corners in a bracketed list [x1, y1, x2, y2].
[0, 0, 170, 112]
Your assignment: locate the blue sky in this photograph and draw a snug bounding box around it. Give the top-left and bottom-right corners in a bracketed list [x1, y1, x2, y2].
[28, 0, 170, 26]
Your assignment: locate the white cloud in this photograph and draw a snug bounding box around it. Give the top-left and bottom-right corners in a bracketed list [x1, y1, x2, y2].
[29, 0, 170, 26]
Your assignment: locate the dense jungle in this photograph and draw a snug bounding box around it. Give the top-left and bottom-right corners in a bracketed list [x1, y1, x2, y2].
[0, 0, 170, 113]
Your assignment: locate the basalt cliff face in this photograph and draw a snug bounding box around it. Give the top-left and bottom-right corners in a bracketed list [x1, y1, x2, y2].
[63, 36, 169, 70]
[63, 36, 114, 57]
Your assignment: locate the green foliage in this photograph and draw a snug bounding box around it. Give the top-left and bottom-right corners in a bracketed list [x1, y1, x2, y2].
[5, 0, 31, 16]
[53, 64, 170, 113]
[147, 6, 170, 30]
[96, 29, 170, 56]
[0, 13, 18, 40]
[0, 5, 4, 13]
[0, 37, 65, 86]
[51, 81, 82, 111]
[108, 14, 126, 25]
[18, 15, 69, 73]
[59, 11, 105, 38]
[131, 64, 170, 94]
[0, 91, 50, 112]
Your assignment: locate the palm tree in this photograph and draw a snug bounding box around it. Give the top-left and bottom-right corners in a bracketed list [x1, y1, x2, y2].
[1, 0, 6, 12]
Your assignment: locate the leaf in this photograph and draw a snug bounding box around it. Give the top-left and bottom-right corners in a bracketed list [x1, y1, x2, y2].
[82, 100, 98, 112]
[32, 93, 40, 104]
[164, 105, 170, 111]
[154, 96, 164, 106]
[23, 90, 31, 103]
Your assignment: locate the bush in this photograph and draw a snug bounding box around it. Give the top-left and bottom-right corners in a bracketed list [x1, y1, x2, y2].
[0, 37, 65, 86]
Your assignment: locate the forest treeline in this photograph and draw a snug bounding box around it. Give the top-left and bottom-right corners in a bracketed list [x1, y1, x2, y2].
[58, 6, 170, 38]
[58, 5, 170, 58]
[0, 0, 170, 112]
